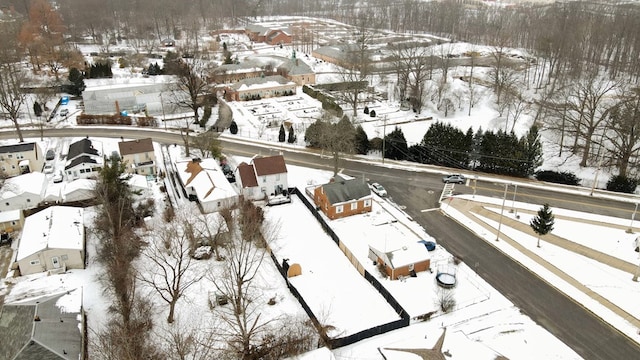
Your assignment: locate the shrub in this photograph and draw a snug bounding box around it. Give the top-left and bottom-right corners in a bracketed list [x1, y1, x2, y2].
[370, 109, 376, 117]
[606, 175, 638, 194]
[364, 106, 369, 114]
[535, 170, 581, 186]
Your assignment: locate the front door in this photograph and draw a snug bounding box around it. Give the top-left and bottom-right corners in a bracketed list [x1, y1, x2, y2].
[51, 256, 60, 268]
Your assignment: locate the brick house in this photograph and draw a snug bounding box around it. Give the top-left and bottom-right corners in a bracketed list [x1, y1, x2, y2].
[368, 241, 430, 280]
[313, 175, 372, 220]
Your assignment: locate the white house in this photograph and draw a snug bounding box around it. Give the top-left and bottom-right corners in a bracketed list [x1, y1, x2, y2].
[175, 158, 239, 213]
[16, 206, 85, 276]
[0, 209, 24, 232]
[0, 142, 44, 177]
[65, 138, 103, 180]
[0, 172, 47, 212]
[62, 179, 96, 203]
[235, 155, 288, 201]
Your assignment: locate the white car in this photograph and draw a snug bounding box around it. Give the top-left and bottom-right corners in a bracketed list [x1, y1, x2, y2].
[59, 108, 69, 117]
[53, 170, 64, 183]
[370, 182, 387, 197]
[43, 163, 54, 174]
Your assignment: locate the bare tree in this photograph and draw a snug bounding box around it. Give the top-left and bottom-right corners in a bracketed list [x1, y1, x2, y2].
[391, 43, 433, 113]
[605, 91, 640, 177]
[191, 131, 222, 160]
[336, 19, 373, 118]
[170, 50, 215, 156]
[160, 318, 217, 360]
[0, 62, 28, 142]
[139, 217, 205, 324]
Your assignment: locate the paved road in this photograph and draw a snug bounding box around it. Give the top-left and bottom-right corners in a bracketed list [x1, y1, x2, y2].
[5, 127, 640, 358]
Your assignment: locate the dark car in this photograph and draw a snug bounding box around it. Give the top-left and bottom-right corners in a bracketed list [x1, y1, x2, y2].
[442, 174, 466, 184]
[45, 149, 55, 160]
[418, 240, 437, 251]
[0, 232, 11, 246]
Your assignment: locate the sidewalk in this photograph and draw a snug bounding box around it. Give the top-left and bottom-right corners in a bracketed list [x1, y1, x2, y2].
[445, 197, 640, 330]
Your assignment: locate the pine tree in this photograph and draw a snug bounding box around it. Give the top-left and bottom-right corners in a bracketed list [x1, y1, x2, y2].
[355, 125, 370, 154]
[68, 67, 86, 96]
[530, 203, 555, 247]
[384, 127, 408, 160]
[287, 126, 296, 143]
[33, 101, 43, 117]
[278, 124, 286, 142]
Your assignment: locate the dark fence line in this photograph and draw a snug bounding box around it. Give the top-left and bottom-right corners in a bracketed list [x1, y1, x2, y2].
[262, 188, 410, 349]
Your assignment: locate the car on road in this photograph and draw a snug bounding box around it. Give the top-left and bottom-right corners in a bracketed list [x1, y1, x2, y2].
[370, 182, 387, 197]
[59, 108, 69, 117]
[43, 163, 54, 174]
[442, 174, 466, 184]
[45, 149, 55, 160]
[53, 170, 64, 183]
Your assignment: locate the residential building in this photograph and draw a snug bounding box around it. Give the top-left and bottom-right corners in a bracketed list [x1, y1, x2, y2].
[0, 172, 47, 212]
[16, 206, 85, 276]
[0, 209, 24, 232]
[245, 25, 292, 45]
[224, 75, 296, 101]
[65, 138, 102, 180]
[368, 241, 431, 280]
[277, 57, 316, 86]
[0, 290, 85, 360]
[0, 142, 44, 177]
[175, 158, 239, 213]
[235, 155, 289, 201]
[118, 138, 157, 176]
[313, 175, 372, 220]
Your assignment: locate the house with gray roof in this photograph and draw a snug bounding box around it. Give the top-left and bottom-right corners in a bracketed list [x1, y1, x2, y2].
[313, 174, 372, 220]
[0, 290, 85, 360]
[65, 138, 102, 181]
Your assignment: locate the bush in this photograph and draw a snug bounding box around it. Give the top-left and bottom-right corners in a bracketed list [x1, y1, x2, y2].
[364, 106, 369, 114]
[606, 175, 638, 194]
[370, 109, 376, 117]
[535, 170, 581, 186]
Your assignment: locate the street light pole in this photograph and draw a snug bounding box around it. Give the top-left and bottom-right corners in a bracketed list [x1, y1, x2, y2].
[510, 183, 518, 215]
[627, 203, 639, 233]
[496, 183, 508, 241]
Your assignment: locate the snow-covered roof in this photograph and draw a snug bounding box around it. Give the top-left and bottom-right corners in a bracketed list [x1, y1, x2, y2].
[0, 209, 21, 223]
[231, 75, 294, 91]
[17, 206, 84, 261]
[0, 172, 47, 199]
[62, 179, 96, 202]
[175, 158, 238, 203]
[127, 174, 149, 192]
[367, 221, 430, 268]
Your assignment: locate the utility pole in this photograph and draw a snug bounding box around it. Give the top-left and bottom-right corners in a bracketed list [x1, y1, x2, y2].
[496, 183, 509, 241]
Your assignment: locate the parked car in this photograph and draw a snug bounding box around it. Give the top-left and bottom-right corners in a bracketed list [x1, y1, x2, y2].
[53, 170, 64, 183]
[45, 149, 55, 160]
[43, 163, 54, 174]
[418, 240, 437, 251]
[370, 182, 387, 197]
[442, 174, 466, 184]
[59, 108, 69, 117]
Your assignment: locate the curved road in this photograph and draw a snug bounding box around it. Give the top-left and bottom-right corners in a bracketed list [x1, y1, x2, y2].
[7, 127, 640, 359]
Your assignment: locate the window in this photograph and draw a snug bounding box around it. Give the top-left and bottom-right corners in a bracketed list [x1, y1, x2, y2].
[5, 202, 9, 206]
[79, 169, 85, 173]
[26, 199, 30, 202]
[350, 202, 358, 211]
[276, 173, 280, 181]
[7, 154, 12, 158]
[30, 259, 40, 265]
[336, 205, 343, 214]
[263, 176, 267, 183]
[364, 199, 371, 207]
[61, 255, 68, 261]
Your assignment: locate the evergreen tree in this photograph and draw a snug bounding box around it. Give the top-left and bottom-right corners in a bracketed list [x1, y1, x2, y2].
[384, 126, 408, 160]
[355, 125, 370, 155]
[522, 124, 543, 176]
[530, 203, 555, 247]
[68, 67, 86, 96]
[33, 101, 43, 117]
[278, 124, 286, 142]
[229, 120, 238, 134]
[606, 174, 638, 193]
[287, 126, 296, 143]
[420, 122, 472, 168]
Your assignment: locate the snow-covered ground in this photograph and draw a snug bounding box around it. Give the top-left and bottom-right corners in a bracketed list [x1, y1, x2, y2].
[1, 17, 638, 359]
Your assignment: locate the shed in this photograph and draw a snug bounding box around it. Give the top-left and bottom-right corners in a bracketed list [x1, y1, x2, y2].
[0, 209, 24, 232]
